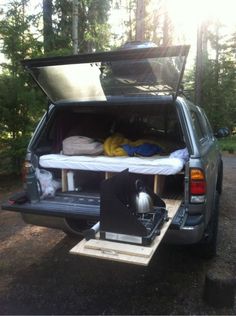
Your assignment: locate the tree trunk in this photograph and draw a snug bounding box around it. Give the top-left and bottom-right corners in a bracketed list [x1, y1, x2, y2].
[215, 22, 220, 86]
[195, 23, 203, 105]
[195, 21, 208, 105]
[162, 11, 171, 46]
[72, 0, 79, 54]
[204, 270, 236, 308]
[43, 0, 53, 53]
[135, 0, 145, 41]
[128, 0, 133, 41]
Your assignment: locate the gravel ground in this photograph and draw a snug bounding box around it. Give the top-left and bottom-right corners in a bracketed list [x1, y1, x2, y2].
[0, 154, 235, 315]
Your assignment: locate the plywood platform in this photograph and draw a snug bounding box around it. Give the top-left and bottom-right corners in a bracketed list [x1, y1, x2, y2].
[70, 198, 182, 266]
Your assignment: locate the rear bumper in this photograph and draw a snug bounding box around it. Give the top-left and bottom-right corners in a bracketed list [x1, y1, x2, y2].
[165, 214, 205, 244]
[2, 197, 99, 235]
[2, 197, 205, 245]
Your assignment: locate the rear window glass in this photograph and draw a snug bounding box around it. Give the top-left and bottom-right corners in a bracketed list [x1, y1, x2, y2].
[24, 46, 189, 104]
[191, 111, 206, 141]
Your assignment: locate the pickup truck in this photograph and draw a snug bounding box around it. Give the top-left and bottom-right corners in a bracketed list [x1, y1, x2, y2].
[2, 45, 227, 263]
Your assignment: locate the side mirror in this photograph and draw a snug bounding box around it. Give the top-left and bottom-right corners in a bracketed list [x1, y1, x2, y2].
[215, 127, 230, 138]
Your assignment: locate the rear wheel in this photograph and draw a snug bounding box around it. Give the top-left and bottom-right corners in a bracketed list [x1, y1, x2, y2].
[216, 160, 223, 195]
[63, 218, 90, 237]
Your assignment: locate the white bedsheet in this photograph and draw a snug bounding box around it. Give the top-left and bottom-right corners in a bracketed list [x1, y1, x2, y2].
[39, 154, 185, 175]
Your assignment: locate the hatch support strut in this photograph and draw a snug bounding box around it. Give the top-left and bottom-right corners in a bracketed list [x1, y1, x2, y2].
[173, 49, 189, 102]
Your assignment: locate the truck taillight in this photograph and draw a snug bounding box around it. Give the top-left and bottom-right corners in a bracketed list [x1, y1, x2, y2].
[190, 181, 206, 195]
[190, 168, 206, 203]
[21, 161, 30, 183]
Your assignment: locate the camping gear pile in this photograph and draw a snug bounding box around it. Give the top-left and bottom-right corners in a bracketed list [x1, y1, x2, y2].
[62, 134, 163, 157]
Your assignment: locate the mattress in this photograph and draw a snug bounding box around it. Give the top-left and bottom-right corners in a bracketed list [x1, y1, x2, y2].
[39, 154, 185, 175]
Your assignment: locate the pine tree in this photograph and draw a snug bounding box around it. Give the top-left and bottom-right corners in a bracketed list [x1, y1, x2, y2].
[42, 0, 111, 55]
[201, 21, 236, 130]
[78, 0, 111, 52]
[0, 0, 44, 173]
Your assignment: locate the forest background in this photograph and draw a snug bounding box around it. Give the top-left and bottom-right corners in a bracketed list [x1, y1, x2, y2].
[0, 0, 235, 174]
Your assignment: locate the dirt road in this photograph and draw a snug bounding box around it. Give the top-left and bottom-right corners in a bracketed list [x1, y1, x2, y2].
[0, 154, 235, 315]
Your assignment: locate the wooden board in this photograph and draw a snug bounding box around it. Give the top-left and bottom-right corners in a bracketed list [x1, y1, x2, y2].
[61, 169, 67, 192]
[85, 239, 154, 258]
[70, 198, 182, 266]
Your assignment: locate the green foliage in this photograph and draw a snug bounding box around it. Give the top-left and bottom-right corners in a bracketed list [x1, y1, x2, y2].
[0, 0, 112, 174]
[0, 72, 45, 174]
[78, 0, 111, 52]
[52, 0, 72, 53]
[0, 134, 31, 174]
[218, 135, 236, 153]
[184, 23, 236, 132]
[0, 0, 43, 70]
[0, 0, 45, 174]
[0, 75, 43, 132]
[40, 0, 112, 56]
[44, 0, 112, 54]
[201, 25, 236, 131]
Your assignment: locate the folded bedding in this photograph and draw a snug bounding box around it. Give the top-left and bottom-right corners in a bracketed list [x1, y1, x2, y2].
[63, 136, 103, 155]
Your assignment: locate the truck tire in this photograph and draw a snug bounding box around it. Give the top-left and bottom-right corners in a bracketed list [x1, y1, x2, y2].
[63, 218, 89, 237]
[195, 191, 219, 259]
[216, 160, 223, 195]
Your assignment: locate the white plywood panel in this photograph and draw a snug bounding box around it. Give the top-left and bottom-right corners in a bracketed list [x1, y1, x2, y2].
[85, 239, 154, 258]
